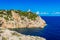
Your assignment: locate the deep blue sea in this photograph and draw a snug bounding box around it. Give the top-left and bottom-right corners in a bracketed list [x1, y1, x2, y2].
[16, 16, 60, 40]
[41, 16, 60, 40]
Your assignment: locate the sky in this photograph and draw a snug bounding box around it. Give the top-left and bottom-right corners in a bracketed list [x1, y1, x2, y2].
[0, 0, 60, 16]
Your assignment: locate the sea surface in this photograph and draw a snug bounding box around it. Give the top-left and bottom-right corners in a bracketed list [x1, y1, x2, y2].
[15, 16, 60, 40]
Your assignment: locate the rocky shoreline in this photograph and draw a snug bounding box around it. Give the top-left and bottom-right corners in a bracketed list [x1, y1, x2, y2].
[0, 10, 46, 28]
[0, 10, 46, 40]
[0, 28, 46, 40]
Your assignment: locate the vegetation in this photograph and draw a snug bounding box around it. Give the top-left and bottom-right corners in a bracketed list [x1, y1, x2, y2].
[2, 37, 7, 40]
[12, 32, 20, 36]
[16, 10, 38, 20]
[0, 10, 38, 20]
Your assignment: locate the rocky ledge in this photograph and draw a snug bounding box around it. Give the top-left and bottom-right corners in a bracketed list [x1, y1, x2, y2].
[0, 28, 46, 40]
[0, 10, 46, 28]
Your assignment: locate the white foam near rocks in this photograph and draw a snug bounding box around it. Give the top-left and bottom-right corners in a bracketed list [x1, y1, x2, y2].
[0, 28, 46, 40]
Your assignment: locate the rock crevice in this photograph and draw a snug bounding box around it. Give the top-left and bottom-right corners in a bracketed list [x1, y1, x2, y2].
[0, 10, 46, 28]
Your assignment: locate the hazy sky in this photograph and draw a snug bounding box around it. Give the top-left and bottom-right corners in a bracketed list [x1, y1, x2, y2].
[0, 0, 60, 16]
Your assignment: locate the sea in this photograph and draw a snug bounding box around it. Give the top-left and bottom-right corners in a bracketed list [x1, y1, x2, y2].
[15, 16, 60, 40]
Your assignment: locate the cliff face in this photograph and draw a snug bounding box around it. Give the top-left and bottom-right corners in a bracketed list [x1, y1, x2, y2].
[0, 10, 46, 28]
[0, 28, 46, 40]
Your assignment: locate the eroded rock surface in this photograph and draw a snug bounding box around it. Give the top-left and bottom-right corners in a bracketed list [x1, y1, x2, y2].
[0, 28, 46, 40]
[0, 10, 46, 28]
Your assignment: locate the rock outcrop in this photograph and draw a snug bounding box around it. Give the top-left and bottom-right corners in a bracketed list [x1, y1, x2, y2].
[0, 28, 46, 40]
[0, 10, 46, 28]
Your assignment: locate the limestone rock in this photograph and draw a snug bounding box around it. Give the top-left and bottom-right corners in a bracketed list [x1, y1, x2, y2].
[0, 10, 47, 28]
[0, 28, 46, 40]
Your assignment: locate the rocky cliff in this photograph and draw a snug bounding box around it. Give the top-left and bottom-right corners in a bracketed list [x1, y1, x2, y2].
[0, 28, 46, 40]
[0, 10, 46, 28]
